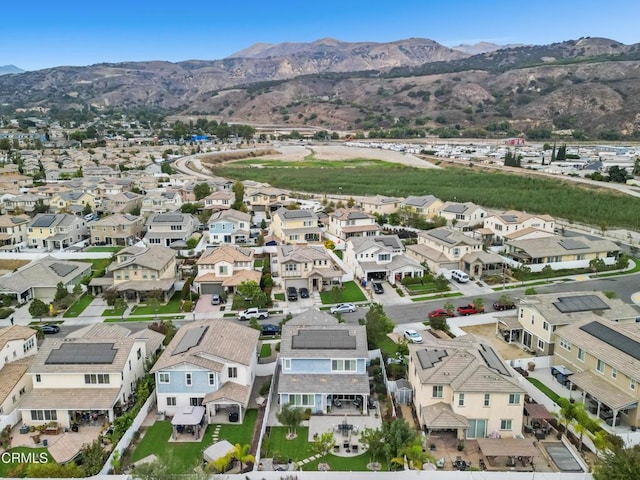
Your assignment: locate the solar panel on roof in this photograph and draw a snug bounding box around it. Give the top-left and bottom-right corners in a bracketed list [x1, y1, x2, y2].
[559, 239, 588, 250]
[501, 215, 518, 223]
[416, 348, 448, 369]
[443, 204, 467, 214]
[580, 321, 640, 361]
[283, 210, 312, 219]
[553, 295, 610, 313]
[173, 326, 208, 355]
[32, 214, 57, 228]
[155, 214, 184, 223]
[49, 263, 79, 277]
[479, 344, 511, 376]
[428, 229, 456, 245]
[291, 330, 356, 349]
[46, 343, 117, 364]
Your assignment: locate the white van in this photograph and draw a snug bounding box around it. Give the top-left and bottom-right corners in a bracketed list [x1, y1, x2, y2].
[84, 213, 96, 222]
[451, 270, 469, 283]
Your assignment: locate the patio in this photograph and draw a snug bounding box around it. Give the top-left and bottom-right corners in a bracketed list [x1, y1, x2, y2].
[307, 413, 382, 457]
[10, 423, 104, 463]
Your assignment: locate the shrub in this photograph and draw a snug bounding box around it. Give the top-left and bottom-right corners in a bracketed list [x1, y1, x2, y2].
[0, 307, 14, 319]
[182, 300, 193, 312]
[524, 287, 538, 295]
[395, 287, 405, 297]
[259, 379, 271, 395]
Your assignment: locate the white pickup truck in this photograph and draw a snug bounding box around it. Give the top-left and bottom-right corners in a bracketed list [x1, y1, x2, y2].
[237, 308, 269, 321]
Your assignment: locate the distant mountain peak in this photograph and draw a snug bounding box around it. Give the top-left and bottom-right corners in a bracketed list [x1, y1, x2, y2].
[312, 37, 342, 46]
[0, 64, 24, 75]
[452, 41, 524, 55]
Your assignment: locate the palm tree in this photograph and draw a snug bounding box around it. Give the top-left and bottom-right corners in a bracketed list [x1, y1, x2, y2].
[232, 443, 255, 472]
[391, 443, 435, 470]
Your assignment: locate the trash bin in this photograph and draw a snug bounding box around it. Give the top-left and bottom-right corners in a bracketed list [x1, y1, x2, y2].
[42, 439, 48, 447]
[528, 361, 536, 372]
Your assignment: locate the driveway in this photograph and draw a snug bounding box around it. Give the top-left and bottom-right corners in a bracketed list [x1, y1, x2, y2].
[194, 294, 226, 314]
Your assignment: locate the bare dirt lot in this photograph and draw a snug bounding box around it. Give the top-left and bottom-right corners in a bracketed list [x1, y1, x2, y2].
[0, 259, 30, 276]
[461, 323, 530, 360]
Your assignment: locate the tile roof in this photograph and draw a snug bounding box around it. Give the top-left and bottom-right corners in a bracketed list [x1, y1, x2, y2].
[197, 245, 253, 266]
[507, 235, 619, 258]
[420, 402, 469, 429]
[278, 373, 370, 395]
[203, 382, 251, 407]
[0, 360, 32, 404]
[280, 320, 367, 359]
[0, 257, 91, 293]
[0, 325, 37, 349]
[21, 387, 121, 410]
[110, 245, 176, 272]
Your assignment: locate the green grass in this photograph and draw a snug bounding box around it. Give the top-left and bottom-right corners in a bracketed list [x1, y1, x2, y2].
[214, 409, 258, 446]
[378, 335, 399, 357]
[104, 315, 184, 323]
[0, 447, 52, 476]
[410, 292, 463, 302]
[260, 343, 272, 358]
[596, 258, 640, 277]
[213, 161, 640, 230]
[262, 426, 313, 462]
[334, 250, 343, 260]
[230, 157, 392, 169]
[274, 293, 285, 301]
[527, 377, 560, 403]
[102, 306, 126, 317]
[493, 280, 553, 291]
[303, 453, 389, 472]
[254, 259, 264, 268]
[85, 246, 123, 252]
[320, 281, 367, 304]
[62, 294, 94, 318]
[28, 320, 63, 326]
[80, 257, 113, 275]
[132, 292, 182, 315]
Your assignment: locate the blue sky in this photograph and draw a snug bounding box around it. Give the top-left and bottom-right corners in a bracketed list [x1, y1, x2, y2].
[2, 0, 639, 71]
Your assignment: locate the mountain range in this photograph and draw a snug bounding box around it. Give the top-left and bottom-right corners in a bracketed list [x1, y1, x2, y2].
[0, 65, 24, 75]
[1, 37, 640, 137]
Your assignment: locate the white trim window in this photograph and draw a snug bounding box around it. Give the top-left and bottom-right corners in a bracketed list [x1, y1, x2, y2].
[331, 359, 357, 372]
[596, 359, 605, 374]
[559, 337, 572, 351]
[185, 372, 193, 386]
[158, 372, 170, 384]
[500, 419, 513, 431]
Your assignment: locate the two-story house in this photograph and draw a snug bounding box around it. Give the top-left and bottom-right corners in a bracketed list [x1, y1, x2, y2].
[511, 292, 639, 356]
[3, 194, 48, 214]
[277, 310, 370, 414]
[27, 213, 88, 250]
[326, 208, 380, 241]
[358, 195, 402, 216]
[140, 191, 183, 216]
[90, 214, 144, 246]
[49, 191, 96, 215]
[152, 319, 259, 424]
[194, 246, 260, 295]
[408, 334, 525, 440]
[202, 191, 234, 211]
[99, 191, 144, 215]
[482, 211, 555, 244]
[344, 235, 424, 285]
[207, 209, 252, 245]
[274, 245, 344, 292]
[0, 214, 30, 250]
[144, 212, 199, 247]
[402, 195, 444, 219]
[438, 202, 487, 230]
[270, 208, 321, 244]
[246, 186, 292, 214]
[554, 319, 640, 429]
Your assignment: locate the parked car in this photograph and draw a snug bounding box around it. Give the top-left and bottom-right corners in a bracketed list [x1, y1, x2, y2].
[493, 300, 516, 311]
[372, 282, 384, 294]
[287, 286, 298, 301]
[456, 304, 485, 316]
[330, 303, 356, 314]
[211, 294, 221, 305]
[299, 287, 309, 298]
[428, 308, 454, 319]
[451, 270, 470, 283]
[41, 324, 60, 334]
[403, 329, 423, 343]
[261, 324, 281, 336]
[237, 308, 269, 321]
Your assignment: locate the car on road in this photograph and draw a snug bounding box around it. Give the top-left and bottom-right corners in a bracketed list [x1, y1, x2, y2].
[211, 294, 221, 305]
[457, 303, 485, 316]
[330, 303, 356, 314]
[428, 308, 455, 319]
[260, 324, 281, 336]
[287, 286, 298, 301]
[403, 329, 423, 343]
[299, 287, 309, 299]
[372, 282, 384, 294]
[40, 324, 60, 334]
[493, 300, 516, 311]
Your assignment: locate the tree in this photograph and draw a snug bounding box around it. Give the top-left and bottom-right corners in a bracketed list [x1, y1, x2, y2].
[589, 257, 606, 275]
[29, 298, 49, 321]
[382, 418, 418, 463]
[256, 233, 265, 247]
[443, 301, 455, 316]
[433, 274, 449, 292]
[472, 297, 484, 311]
[72, 282, 83, 297]
[79, 438, 108, 476]
[82, 203, 93, 216]
[114, 297, 128, 321]
[359, 426, 385, 462]
[231, 180, 245, 211]
[553, 397, 581, 436]
[34, 199, 49, 214]
[347, 196, 356, 208]
[633, 158, 640, 176]
[232, 443, 255, 472]
[54, 281, 68, 302]
[310, 431, 335, 460]
[193, 183, 211, 201]
[615, 253, 629, 270]
[275, 403, 304, 438]
[185, 236, 199, 250]
[25, 462, 84, 478]
[392, 443, 435, 470]
[593, 445, 640, 480]
[181, 202, 198, 214]
[364, 303, 394, 349]
[145, 290, 163, 320]
[260, 218, 267, 230]
[237, 280, 261, 303]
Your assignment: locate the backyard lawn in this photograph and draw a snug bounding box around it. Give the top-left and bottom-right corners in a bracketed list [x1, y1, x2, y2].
[260, 343, 272, 358]
[214, 409, 258, 446]
[527, 377, 560, 403]
[378, 335, 400, 357]
[0, 447, 51, 477]
[85, 246, 123, 253]
[320, 281, 367, 304]
[132, 292, 182, 315]
[303, 453, 389, 471]
[62, 294, 94, 318]
[262, 426, 312, 462]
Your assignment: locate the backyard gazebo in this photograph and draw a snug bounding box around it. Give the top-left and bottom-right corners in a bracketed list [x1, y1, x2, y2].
[171, 406, 206, 441]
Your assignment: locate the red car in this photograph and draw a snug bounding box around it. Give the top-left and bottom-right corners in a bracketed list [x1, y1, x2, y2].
[456, 304, 485, 316]
[428, 309, 455, 319]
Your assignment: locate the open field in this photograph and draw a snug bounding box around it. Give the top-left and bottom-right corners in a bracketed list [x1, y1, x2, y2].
[460, 323, 531, 360]
[213, 160, 640, 229]
[0, 259, 30, 274]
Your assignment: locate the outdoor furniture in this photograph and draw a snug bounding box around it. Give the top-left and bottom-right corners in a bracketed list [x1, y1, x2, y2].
[333, 445, 340, 453]
[436, 458, 445, 469]
[20, 425, 29, 434]
[45, 425, 60, 435]
[351, 444, 358, 453]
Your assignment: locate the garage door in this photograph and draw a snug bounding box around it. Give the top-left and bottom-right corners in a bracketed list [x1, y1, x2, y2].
[199, 283, 223, 295]
[286, 279, 309, 289]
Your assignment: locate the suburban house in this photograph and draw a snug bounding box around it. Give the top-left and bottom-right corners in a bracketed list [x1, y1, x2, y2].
[0, 214, 30, 251]
[408, 334, 525, 440]
[207, 209, 252, 245]
[98, 244, 177, 301]
[144, 212, 199, 247]
[343, 235, 424, 285]
[274, 244, 344, 292]
[152, 319, 259, 424]
[90, 213, 144, 246]
[20, 333, 153, 428]
[277, 309, 370, 414]
[402, 195, 444, 219]
[438, 202, 487, 230]
[202, 190, 234, 210]
[326, 208, 380, 241]
[481, 211, 555, 244]
[246, 186, 292, 214]
[554, 318, 640, 430]
[27, 213, 88, 250]
[3, 194, 48, 214]
[0, 256, 91, 303]
[270, 208, 321, 244]
[359, 195, 402, 216]
[506, 291, 639, 356]
[99, 191, 144, 215]
[504, 236, 620, 271]
[49, 191, 96, 214]
[194, 246, 260, 295]
[0, 326, 38, 429]
[140, 191, 183, 216]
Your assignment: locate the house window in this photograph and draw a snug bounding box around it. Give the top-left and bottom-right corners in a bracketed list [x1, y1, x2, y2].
[285, 263, 297, 272]
[158, 372, 170, 384]
[577, 348, 585, 362]
[84, 374, 110, 384]
[137, 348, 142, 360]
[543, 321, 549, 331]
[166, 397, 176, 406]
[500, 419, 513, 431]
[612, 368, 618, 379]
[228, 367, 237, 379]
[331, 359, 357, 372]
[483, 393, 490, 407]
[432, 385, 443, 398]
[631, 379, 637, 391]
[35, 374, 41, 383]
[185, 373, 193, 386]
[30, 410, 57, 421]
[190, 397, 202, 406]
[596, 359, 605, 374]
[170, 225, 182, 231]
[209, 373, 215, 386]
[289, 394, 314, 406]
[458, 393, 465, 406]
[283, 359, 291, 370]
[559, 338, 572, 351]
[537, 339, 545, 350]
[508, 393, 521, 405]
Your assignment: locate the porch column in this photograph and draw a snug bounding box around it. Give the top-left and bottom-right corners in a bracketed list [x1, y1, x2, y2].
[363, 394, 368, 415]
[611, 409, 619, 429]
[596, 400, 601, 419]
[108, 409, 114, 422]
